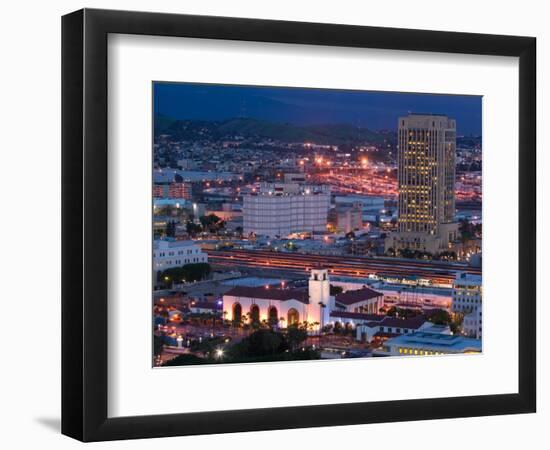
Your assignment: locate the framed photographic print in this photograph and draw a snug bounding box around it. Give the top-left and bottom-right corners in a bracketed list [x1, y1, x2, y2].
[62, 8, 536, 442]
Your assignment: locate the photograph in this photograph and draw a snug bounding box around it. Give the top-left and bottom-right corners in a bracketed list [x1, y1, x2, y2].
[151, 83, 483, 367]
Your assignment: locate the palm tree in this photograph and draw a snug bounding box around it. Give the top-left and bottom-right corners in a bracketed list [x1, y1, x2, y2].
[318, 301, 326, 338]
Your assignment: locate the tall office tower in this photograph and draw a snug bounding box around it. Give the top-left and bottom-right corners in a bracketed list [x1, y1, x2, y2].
[385, 114, 458, 255]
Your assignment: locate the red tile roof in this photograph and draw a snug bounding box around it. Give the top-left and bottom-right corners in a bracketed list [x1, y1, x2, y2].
[335, 287, 383, 305]
[224, 286, 309, 304]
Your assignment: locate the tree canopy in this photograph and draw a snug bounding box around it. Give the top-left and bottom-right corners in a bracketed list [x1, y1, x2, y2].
[159, 262, 211, 284]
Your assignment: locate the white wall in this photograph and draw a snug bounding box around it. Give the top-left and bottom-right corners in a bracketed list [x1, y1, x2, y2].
[0, 0, 546, 449]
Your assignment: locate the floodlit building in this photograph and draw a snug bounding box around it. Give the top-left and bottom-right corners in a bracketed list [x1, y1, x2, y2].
[243, 182, 330, 238]
[222, 268, 382, 332]
[153, 239, 208, 276]
[385, 114, 459, 255]
[223, 268, 331, 330]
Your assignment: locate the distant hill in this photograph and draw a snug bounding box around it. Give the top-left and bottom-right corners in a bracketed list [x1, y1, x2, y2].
[154, 114, 178, 135]
[155, 116, 390, 145]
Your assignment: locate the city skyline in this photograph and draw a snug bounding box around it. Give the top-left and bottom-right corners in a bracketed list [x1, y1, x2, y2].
[154, 82, 482, 135]
[152, 83, 482, 367]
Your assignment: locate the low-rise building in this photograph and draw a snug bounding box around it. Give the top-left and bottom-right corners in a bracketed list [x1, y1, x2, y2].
[153, 239, 208, 276]
[452, 272, 482, 313]
[334, 287, 383, 315]
[329, 202, 363, 234]
[353, 315, 438, 343]
[378, 331, 481, 356]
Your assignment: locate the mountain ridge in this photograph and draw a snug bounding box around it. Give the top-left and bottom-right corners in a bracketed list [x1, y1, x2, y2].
[155, 116, 390, 145]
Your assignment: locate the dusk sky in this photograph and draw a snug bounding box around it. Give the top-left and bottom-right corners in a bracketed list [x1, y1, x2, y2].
[154, 82, 482, 135]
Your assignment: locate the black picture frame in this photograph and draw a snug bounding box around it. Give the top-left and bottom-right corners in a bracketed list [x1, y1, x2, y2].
[62, 8, 536, 442]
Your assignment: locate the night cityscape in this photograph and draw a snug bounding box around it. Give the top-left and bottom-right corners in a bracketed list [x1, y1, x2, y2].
[152, 83, 483, 367]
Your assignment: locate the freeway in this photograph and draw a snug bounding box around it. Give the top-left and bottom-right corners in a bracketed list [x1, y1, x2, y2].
[207, 249, 481, 287]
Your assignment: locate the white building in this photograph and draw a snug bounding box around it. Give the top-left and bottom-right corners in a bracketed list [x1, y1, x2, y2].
[243, 182, 330, 238]
[222, 268, 386, 332]
[223, 268, 331, 331]
[353, 316, 445, 343]
[451, 272, 482, 313]
[463, 308, 482, 339]
[153, 239, 208, 276]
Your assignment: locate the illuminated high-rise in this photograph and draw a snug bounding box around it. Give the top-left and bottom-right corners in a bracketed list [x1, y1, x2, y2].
[386, 114, 458, 254]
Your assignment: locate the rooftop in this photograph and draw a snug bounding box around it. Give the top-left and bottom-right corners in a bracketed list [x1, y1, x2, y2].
[224, 286, 309, 304]
[454, 272, 482, 285]
[154, 239, 200, 249]
[385, 332, 482, 352]
[335, 287, 383, 305]
[377, 316, 427, 329]
[222, 277, 288, 288]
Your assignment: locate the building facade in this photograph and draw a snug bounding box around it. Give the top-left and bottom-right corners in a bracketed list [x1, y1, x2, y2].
[153, 239, 208, 276]
[386, 114, 459, 254]
[222, 268, 385, 332]
[243, 182, 330, 238]
[153, 181, 192, 200]
[223, 268, 332, 331]
[462, 308, 482, 340]
[331, 202, 363, 234]
[354, 316, 442, 343]
[452, 272, 483, 339]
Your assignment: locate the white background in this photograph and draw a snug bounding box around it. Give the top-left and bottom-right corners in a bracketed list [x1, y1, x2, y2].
[109, 35, 518, 417]
[0, 0, 546, 448]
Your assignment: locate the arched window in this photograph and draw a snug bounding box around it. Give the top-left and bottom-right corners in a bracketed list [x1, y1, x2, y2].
[250, 304, 260, 324]
[287, 308, 299, 326]
[232, 303, 242, 323]
[268, 306, 278, 326]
